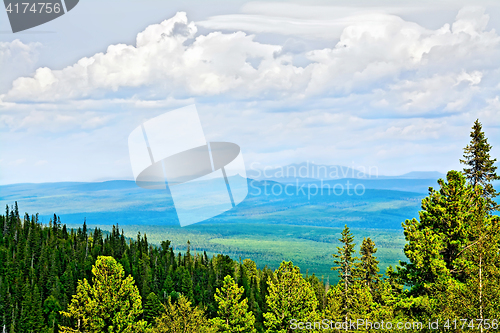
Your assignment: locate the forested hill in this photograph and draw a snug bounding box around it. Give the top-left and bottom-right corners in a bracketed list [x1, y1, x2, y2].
[2, 174, 500, 333]
[0, 203, 327, 332]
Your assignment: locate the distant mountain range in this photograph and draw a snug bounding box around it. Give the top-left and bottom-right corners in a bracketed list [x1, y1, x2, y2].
[0, 177, 427, 230]
[0, 164, 456, 230]
[389, 171, 446, 179]
[248, 162, 445, 182]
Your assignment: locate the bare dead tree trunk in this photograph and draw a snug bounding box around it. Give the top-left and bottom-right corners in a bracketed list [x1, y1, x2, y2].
[345, 265, 348, 331]
[85, 237, 88, 259]
[479, 253, 483, 333]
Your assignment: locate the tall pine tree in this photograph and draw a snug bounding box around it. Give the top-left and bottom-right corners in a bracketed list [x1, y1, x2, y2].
[460, 119, 499, 211]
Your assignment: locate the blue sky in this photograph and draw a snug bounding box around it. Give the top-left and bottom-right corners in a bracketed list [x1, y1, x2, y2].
[1, 0, 499, 184]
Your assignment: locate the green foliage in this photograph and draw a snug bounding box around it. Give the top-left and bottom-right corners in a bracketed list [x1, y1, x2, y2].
[152, 295, 213, 333]
[437, 206, 500, 321]
[174, 266, 194, 302]
[19, 283, 44, 333]
[210, 275, 256, 333]
[144, 293, 163, 325]
[399, 171, 486, 292]
[398, 170, 500, 321]
[306, 274, 326, 311]
[356, 237, 381, 291]
[323, 281, 373, 324]
[43, 295, 62, 331]
[59, 256, 148, 332]
[263, 261, 319, 333]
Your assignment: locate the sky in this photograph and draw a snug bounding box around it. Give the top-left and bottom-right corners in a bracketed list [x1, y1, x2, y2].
[0, 0, 499, 184]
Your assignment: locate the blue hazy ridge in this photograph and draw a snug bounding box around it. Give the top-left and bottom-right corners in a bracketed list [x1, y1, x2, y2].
[0, 177, 435, 229]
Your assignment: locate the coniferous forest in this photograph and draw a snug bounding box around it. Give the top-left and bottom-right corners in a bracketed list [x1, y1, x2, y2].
[1, 120, 499, 332]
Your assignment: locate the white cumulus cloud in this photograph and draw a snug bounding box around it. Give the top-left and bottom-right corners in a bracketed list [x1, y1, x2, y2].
[1, 7, 498, 119]
[0, 39, 42, 93]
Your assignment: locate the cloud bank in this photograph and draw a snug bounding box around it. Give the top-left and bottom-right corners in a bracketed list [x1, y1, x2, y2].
[1, 5, 499, 184]
[3, 7, 498, 114]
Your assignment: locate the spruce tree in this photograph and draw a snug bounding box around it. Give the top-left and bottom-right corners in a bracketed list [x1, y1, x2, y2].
[248, 276, 262, 326]
[30, 285, 44, 333]
[306, 274, 326, 311]
[355, 237, 381, 292]
[332, 225, 358, 324]
[144, 292, 164, 325]
[460, 119, 499, 210]
[175, 266, 194, 301]
[43, 295, 62, 332]
[163, 272, 174, 296]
